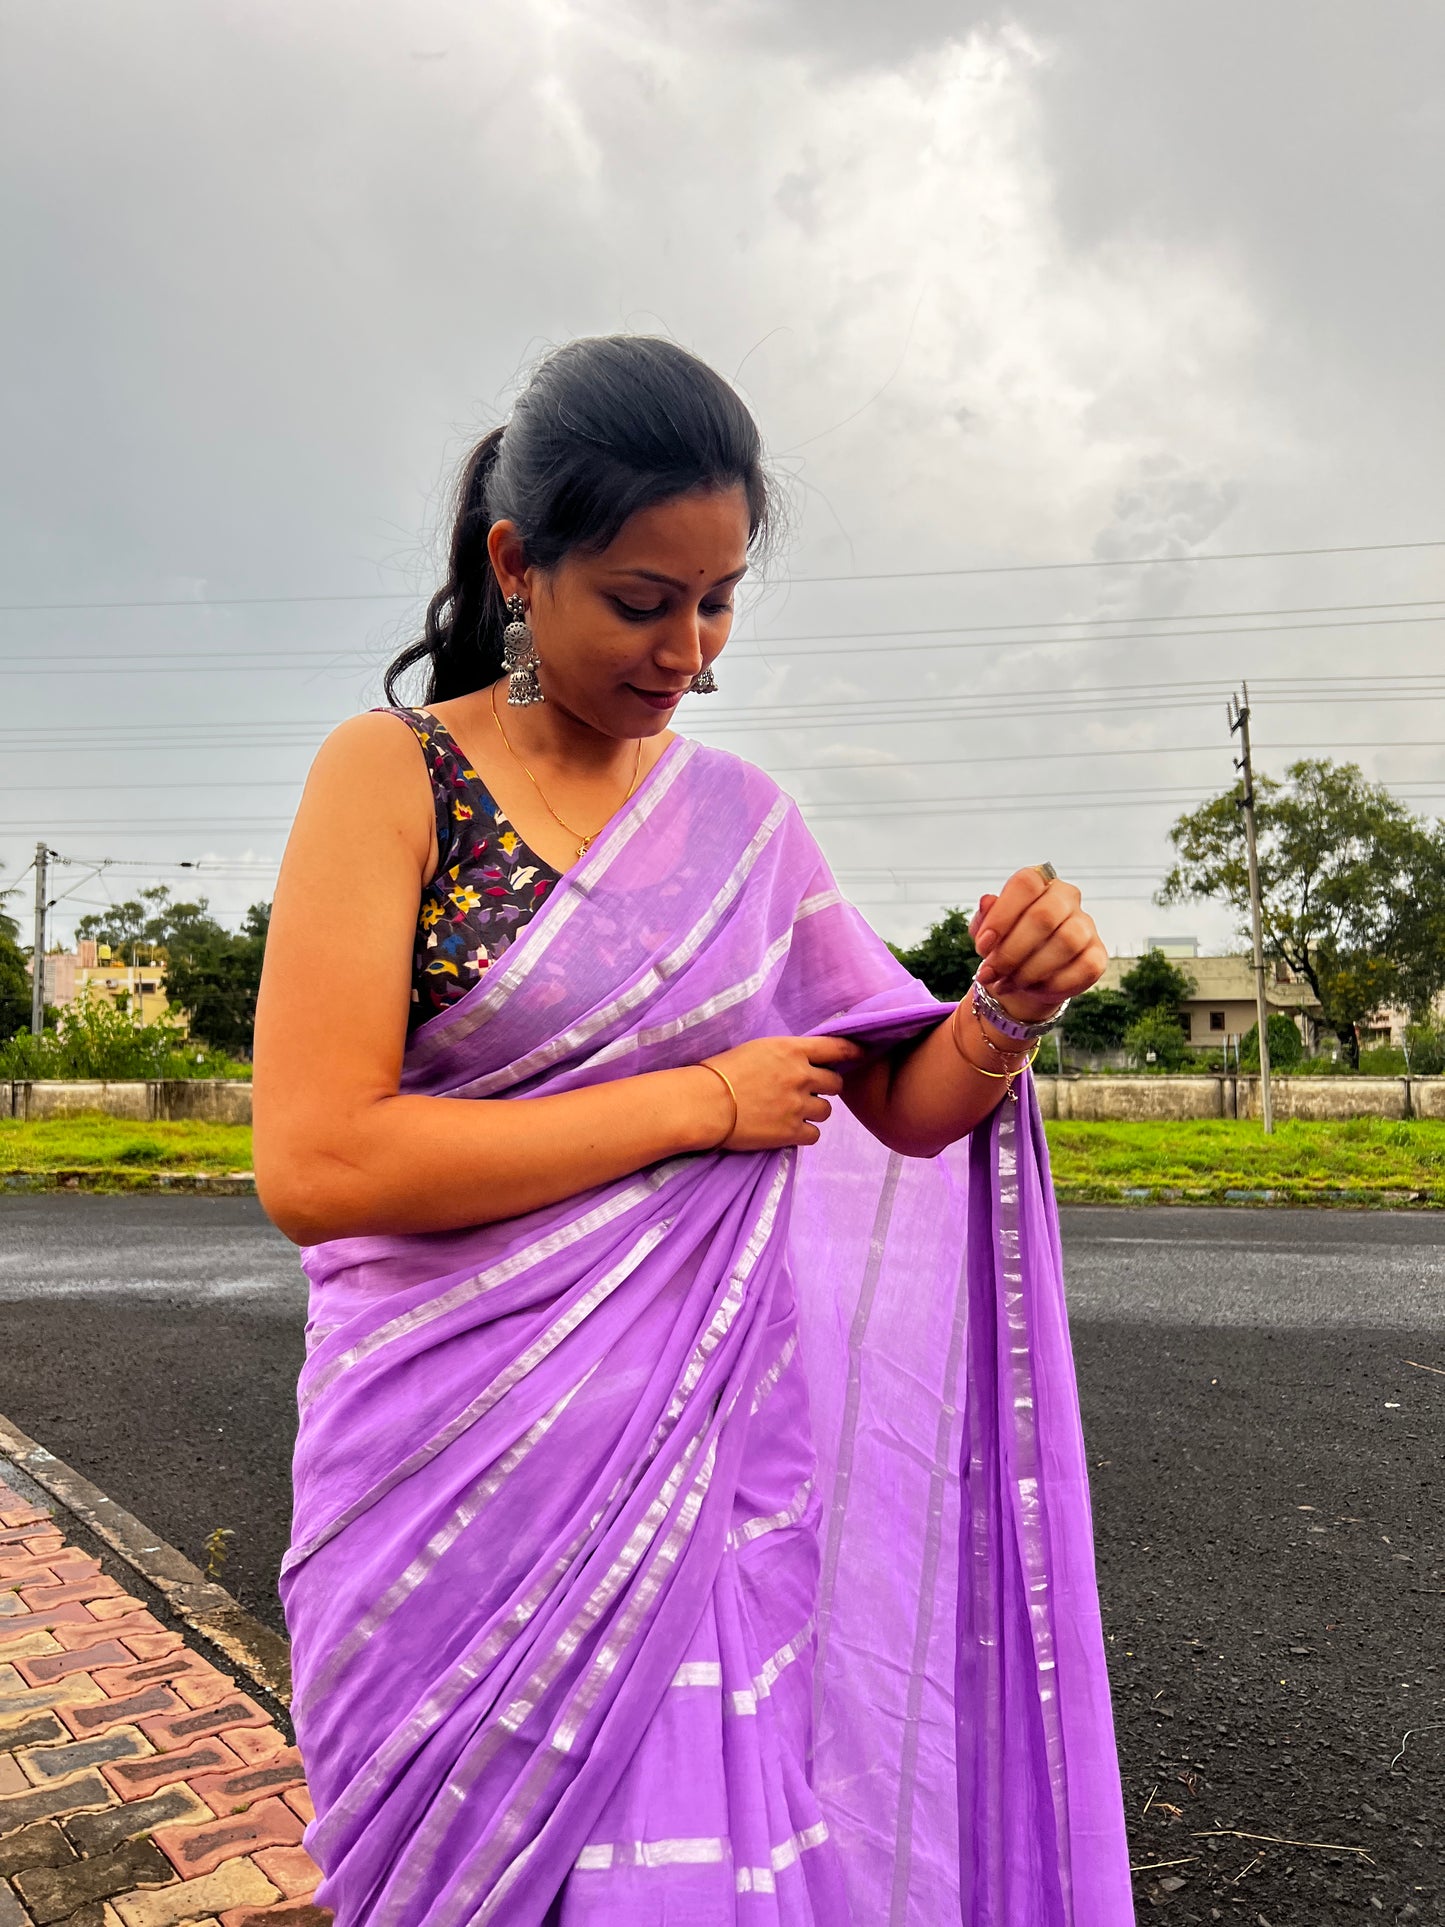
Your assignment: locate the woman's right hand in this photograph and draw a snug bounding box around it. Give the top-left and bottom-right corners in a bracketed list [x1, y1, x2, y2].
[694, 1034, 866, 1151]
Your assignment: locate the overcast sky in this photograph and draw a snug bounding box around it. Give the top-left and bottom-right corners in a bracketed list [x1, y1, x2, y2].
[3, 0, 1442, 956]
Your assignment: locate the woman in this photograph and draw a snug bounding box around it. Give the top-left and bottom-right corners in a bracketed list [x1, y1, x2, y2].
[254, 335, 1133, 1925]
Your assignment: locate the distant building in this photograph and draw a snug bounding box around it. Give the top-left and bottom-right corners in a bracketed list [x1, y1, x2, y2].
[31, 939, 182, 1032]
[1099, 952, 1323, 1051]
[1142, 935, 1200, 959]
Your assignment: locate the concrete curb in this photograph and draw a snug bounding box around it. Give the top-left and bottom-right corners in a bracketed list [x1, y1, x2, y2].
[1, 1170, 258, 1194]
[0, 1410, 291, 1709]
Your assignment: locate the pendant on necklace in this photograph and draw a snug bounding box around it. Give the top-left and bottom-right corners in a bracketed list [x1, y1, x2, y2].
[576, 836, 592, 858]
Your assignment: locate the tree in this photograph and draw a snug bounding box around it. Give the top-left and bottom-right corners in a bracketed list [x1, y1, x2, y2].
[888, 907, 980, 1002]
[1119, 949, 1195, 1013]
[163, 903, 271, 1058]
[1405, 1023, 1445, 1075]
[0, 869, 31, 1044]
[1241, 1012, 1304, 1071]
[1159, 759, 1443, 1067]
[75, 886, 227, 964]
[1061, 988, 1133, 1052]
[1123, 1006, 1193, 1071]
[75, 886, 272, 1057]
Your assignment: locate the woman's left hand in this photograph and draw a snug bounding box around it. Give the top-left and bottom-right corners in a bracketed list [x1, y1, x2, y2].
[969, 867, 1108, 1023]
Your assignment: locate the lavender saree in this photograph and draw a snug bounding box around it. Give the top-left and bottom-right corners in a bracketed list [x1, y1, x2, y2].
[280, 737, 1134, 1925]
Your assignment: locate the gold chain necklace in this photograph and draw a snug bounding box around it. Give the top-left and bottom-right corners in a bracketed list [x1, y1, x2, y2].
[490, 681, 644, 860]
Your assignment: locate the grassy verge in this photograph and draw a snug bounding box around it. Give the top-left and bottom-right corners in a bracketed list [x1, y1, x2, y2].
[1044, 1117, 1445, 1205]
[4, 1114, 1445, 1207]
[0, 1115, 255, 1191]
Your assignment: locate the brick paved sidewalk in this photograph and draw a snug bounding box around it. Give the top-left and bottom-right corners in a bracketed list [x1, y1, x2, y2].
[0, 1476, 330, 1927]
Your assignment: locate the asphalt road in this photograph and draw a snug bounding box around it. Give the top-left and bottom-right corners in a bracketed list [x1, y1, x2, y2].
[1, 1194, 1440, 1922]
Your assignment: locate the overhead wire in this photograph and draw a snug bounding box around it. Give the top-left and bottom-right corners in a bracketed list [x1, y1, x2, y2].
[12, 776, 1445, 837]
[6, 669, 1445, 753]
[2, 534, 1442, 612]
[2, 736, 1442, 796]
[7, 603, 1445, 673]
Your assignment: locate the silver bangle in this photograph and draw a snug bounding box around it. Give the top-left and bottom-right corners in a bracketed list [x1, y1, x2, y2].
[969, 976, 1070, 1044]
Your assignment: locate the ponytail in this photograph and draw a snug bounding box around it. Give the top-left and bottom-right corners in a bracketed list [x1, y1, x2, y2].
[384, 428, 508, 705]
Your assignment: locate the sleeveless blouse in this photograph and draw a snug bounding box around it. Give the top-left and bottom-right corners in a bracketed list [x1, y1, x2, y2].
[376, 706, 561, 1031]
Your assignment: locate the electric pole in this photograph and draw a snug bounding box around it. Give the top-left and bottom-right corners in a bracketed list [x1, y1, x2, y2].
[1228, 686, 1273, 1134]
[30, 841, 48, 1036]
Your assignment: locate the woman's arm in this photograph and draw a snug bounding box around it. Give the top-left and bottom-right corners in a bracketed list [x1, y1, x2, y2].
[843, 868, 1107, 1158]
[252, 716, 856, 1244]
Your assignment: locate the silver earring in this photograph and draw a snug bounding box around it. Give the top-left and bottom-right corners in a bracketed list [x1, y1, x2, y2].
[502, 594, 544, 706]
[688, 665, 718, 694]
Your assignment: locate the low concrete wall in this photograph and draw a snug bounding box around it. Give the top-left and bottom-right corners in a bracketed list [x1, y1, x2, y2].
[11, 1081, 154, 1122]
[6, 1080, 253, 1125]
[1035, 1076, 1225, 1121]
[1236, 1075, 1414, 1122]
[1036, 1075, 1443, 1122]
[154, 1080, 253, 1124]
[4, 1075, 1440, 1129]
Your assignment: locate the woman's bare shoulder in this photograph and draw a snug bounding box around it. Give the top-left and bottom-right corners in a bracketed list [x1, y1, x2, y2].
[295, 709, 436, 865]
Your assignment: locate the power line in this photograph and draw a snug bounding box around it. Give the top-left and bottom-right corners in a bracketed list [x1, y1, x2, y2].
[13, 779, 1445, 837]
[43, 856, 279, 872]
[11, 592, 1445, 654]
[9, 602, 1445, 674]
[4, 536, 1444, 613]
[4, 672, 1445, 756]
[2, 673, 1433, 745]
[784, 540, 1445, 583]
[7, 667, 1430, 741]
[3, 736, 1441, 794]
[800, 783, 1445, 822]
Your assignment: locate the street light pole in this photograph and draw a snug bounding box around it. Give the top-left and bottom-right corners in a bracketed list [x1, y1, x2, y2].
[30, 841, 47, 1036]
[1228, 685, 1274, 1135]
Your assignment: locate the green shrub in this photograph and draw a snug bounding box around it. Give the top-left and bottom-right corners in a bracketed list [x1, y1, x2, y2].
[0, 988, 250, 1081]
[1123, 1005, 1193, 1071]
[1358, 1044, 1407, 1075]
[1061, 988, 1133, 1051]
[1240, 1013, 1305, 1071]
[1405, 1024, 1445, 1075]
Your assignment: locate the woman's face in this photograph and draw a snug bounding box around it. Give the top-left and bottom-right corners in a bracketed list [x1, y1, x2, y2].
[493, 483, 751, 739]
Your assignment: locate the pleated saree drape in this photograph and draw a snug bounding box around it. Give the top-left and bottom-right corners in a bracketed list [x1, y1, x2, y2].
[279, 737, 1134, 1925]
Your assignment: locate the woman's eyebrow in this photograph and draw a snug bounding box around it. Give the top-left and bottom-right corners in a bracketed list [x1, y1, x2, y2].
[609, 565, 748, 590]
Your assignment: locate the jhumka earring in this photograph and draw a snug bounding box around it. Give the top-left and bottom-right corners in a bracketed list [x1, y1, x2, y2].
[688, 666, 718, 694]
[503, 594, 544, 706]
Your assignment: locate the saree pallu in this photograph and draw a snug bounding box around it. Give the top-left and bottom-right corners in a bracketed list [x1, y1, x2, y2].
[280, 737, 1134, 1925]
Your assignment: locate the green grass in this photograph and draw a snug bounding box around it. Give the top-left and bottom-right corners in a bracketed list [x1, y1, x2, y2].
[1043, 1116, 1445, 1205]
[0, 1114, 254, 1186]
[4, 1113, 1444, 1208]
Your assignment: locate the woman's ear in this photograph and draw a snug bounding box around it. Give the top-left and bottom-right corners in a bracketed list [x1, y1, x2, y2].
[486, 519, 528, 602]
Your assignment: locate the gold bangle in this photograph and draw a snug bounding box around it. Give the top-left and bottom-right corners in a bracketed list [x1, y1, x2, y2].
[967, 1000, 1034, 1066]
[948, 1003, 1011, 1076]
[949, 1005, 1039, 1101]
[952, 999, 1030, 1068]
[696, 1060, 739, 1149]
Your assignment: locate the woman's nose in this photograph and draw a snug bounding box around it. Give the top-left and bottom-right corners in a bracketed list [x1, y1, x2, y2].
[653, 611, 705, 674]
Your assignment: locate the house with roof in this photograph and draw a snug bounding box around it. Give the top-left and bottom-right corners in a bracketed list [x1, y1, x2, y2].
[1097, 940, 1324, 1052]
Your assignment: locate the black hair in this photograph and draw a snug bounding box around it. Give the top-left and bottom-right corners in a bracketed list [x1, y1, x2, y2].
[385, 335, 774, 705]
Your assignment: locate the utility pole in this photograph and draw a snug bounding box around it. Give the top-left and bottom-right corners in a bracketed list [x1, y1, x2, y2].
[1228, 685, 1273, 1134]
[30, 841, 48, 1036]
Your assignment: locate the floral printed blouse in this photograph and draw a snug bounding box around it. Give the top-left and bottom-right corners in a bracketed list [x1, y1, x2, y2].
[378, 707, 561, 1031]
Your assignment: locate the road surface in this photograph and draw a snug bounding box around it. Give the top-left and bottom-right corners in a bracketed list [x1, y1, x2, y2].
[1, 1193, 1440, 1918]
